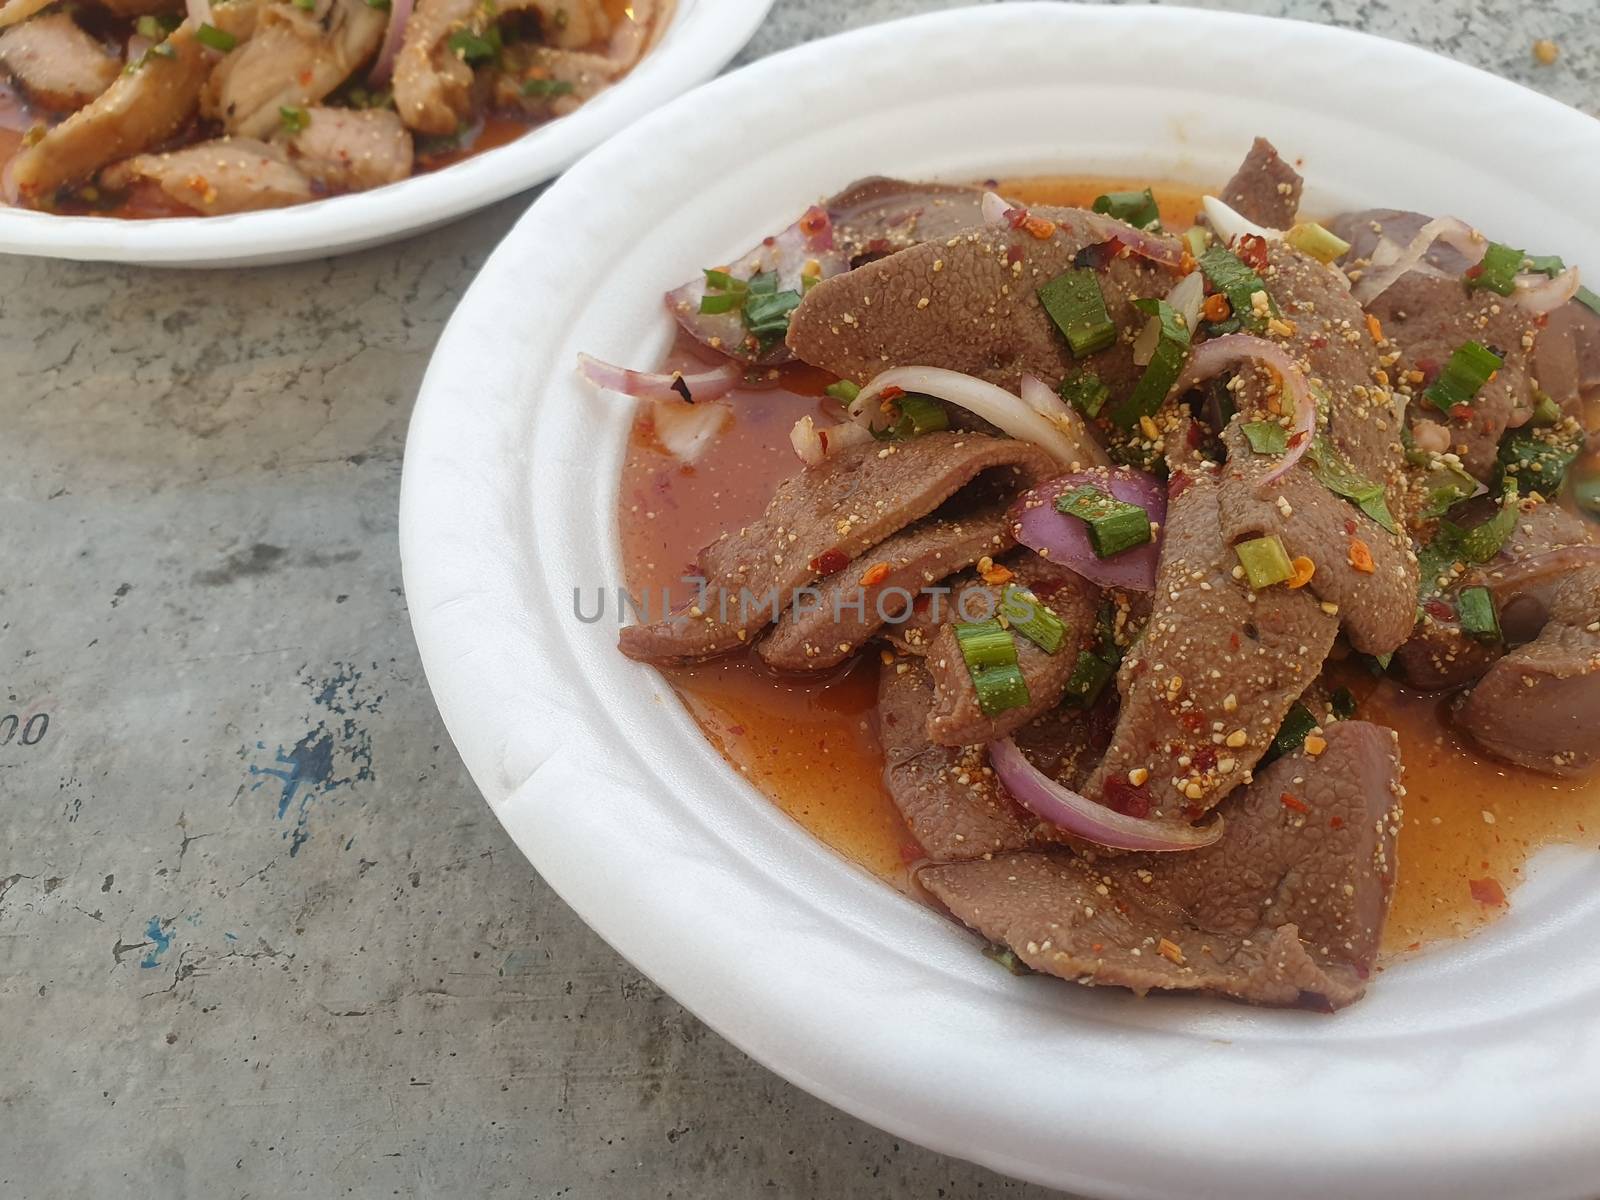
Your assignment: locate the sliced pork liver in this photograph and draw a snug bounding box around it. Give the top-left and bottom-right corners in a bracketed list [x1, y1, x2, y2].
[1213, 244, 1417, 654]
[921, 560, 1101, 747]
[618, 433, 1055, 665]
[1085, 465, 1338, 818]
[1455, 564, 1600, 776]
[1219, 137, 1302, 228]
[826, 176, 988, 265]
[758, 505, 1010, 671]
[786, 206, 1181, 395]
[921, 720, 1403, 1010]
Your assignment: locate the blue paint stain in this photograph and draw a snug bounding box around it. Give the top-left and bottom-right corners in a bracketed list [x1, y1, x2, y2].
[224, 932, 238, 943]
[140, 917, 172, 969]
[184, 913, 202, 927]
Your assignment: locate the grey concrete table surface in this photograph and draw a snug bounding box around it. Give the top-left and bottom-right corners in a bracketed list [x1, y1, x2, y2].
[0, 2, 1591, 1197]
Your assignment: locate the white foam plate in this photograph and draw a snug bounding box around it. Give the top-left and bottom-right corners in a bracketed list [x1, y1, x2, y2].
[0, 0, 770, 266]
[400, 6, 1600, 1196]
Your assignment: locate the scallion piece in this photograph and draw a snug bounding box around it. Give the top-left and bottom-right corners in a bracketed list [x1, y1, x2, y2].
[824, 379, 859, 404]
[1058, 368, 1109, 418]
[697, 292, 741, 315]
[1055, 485, 1153, 558]
[954, 619, 1031, 716]
[1573, 464, 1600, 516]
[1416, 461, 1480, 519]
[883, 394, 949, 439]
[521, 77, 574, 98]
[1530, 391, 1562, 426]
[1091, 187, 1160, 230]
[1577, 286, 1600, 318]
[1038, 268, 1116, 359]
[1460, 484, 1519, 562]
[1240, 420, 1288, 455]
[446, 27, 499, 63]
[279, 105, 309, 134]
[746, 270, 778, 295]
[1235, 535, 1293, 589]
[1286, 221, 1352, 264]
[1001, 586, 1066, 655]
[134, 13, 168, 37]
[1062, 650, 1115, 707]
[148, 40, 176, 57]
[1110, 297, 1191, 429]
[292, 0, 315, 9]
[742, 288, 803, 344]
[1304, 434, 1399, 534]
[1496, 425, 1584, 495]
[1330, 687, 1357, 720]
[1423, 340, 1502, 414]
[1458, 586, 1502, 642]
[195, 22, 237, 50]
[1183, 226, 1212, 260]
[1525, 253, 1566, 277]
[1266, 702, 1318, 762]
[1199, 246, 1277, 332]
[702, 268, 745, 293]
[1466, 242, 1524, 296]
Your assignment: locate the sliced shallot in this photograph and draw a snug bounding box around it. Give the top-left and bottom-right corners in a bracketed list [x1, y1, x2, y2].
[849, 366, 1094, 469]
[1200, 195, 1282, 244]
[1174, 334, 1316, 488]
[1350, 216, 1488, 305]
[979, 190, 1014, 227]
[367, 0, 415, 85]
[186, 0, 213, 28]
[989, 737, 1224, 852]
[576, 353, 741, 403]
[1019, 373, 1110, 467]
[652, 400, 731, 463]
[789, 414, 875, 466]
[1513, 266, 1582, 315]
[1007, 467, 1166, 591]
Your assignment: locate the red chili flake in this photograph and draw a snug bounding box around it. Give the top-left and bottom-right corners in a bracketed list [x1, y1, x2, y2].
[1464, 263, 1484, 280]
[879, 385, 906, 401]
[1186, 421, 1206, 448]
[1103, 776, 1151, 818]
[899, 840, 926, 865]
[1308, 335, 1329, 349]
[1329, 815, 1345, 829]
[1344, 519, 1357, 535]
[762, 235, 777, 247]
[1005, 244, 1026, 266]
[1424, 599, 1456, 622]
[810, 548, 851, 577]
[1178, 712, 1207, 733]
[1236, 233, 1271, 270]
[1191, 745, 1218, 772]
[1168, 468, 1193, 498]
[1074, 237, 1125, 271]
[1019, 212, 1056, 240]
[797, 205, 830, 240]
[1229, 633, 1241, 651]
[1469, 877, 1508, 907]
[1281, 793, 1310, 813]
[727, 724, 745, 737]
[1416, 357, 1441, 386]
[1449, 403, 1474, 422]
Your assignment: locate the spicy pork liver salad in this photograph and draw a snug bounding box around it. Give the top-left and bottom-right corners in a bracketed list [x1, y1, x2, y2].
[0, 0, 665, 215]
[583, 140, 1600, 1011]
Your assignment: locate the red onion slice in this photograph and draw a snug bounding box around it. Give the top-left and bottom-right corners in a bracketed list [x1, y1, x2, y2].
[1513, 266, 1582, 315]
[1019, 372, 1110, 467]
[1080, 211, 1187, 271]
[576, 352, 740, 403]
[664, 206, 849, 366]
[1007, 466, 1166, 591]
[1351, 216, 1487, 305]
[367, 0, 414, 85]
[851, 366, 1096, 469]
[989, 737, 1224, 852]
[1200, 195, 1282, 244]
[1175, 334, 1316, 489]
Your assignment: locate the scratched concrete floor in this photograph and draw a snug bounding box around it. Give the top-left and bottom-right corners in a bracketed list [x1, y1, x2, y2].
[0, 2, 1593, 1197]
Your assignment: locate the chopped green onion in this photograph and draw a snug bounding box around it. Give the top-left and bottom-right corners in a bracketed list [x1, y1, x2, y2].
[1418, 484, 1521, 596]
[742, 288, 803, 344]
[1266, 702, 1318, 763]
[1304, 434, 1399, 534]
[824, 379, 859, 404]
[1058, 368, 1109, 419]
[1466, 242, 1524, 296]
[982, 942, 1033, 975]
[1286, 221, 1352, 265]
[1240, 420, 1288, 455]
[882, 394, 949, 439]
[148, 40, 177, 58]
[1001, 586, 1066, 655]
[1423, 340, 1502, 414]
[697, 292, 741, 315]
[746, 270, 778, 295]
[1573, 463, 1600, 516]
[1055, 485, 1153, 558]
[1462, 488, 1520, 561]
[1496, 425, 1584, 495]
[702, 268, 745, 293]
[955, 620, 1031, 716]
[1372, 651, 1394, 671]
[1234, 534, 1294, 589]
[1038, 268, 1116, 359]
[292, 0, 315, 9]
[1091, 187, 1160, 230]
[521, 77, 574, 98]
[1530, 391, 1562, 426]
[1330, 687, 1357, 720]
[278, 105, 308, 134]
[1182, 227, 1212, 260]
[1110, 297, 1192, 429]
[1458, 586, 1502, 642]
[1062, 650, 1115, 708]
[1199, 246, 1277, 332]
[1525, 253, 1566, 277]
[1577, 286, 1600, 318]
[1416, 461, 1480, 519]
[134, 13, 169, 37]
[447, 27, 500, 63]
[195, 22, 237, 50]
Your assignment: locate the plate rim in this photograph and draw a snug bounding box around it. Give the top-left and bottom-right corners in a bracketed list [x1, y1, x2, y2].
[400, 5, 1600, 1196]
[0, 0, 771, 267]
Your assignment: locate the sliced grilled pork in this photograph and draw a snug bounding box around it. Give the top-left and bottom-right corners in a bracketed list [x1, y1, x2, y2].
[4, 23, 209, 207]
[921, 720, 1403, 1010]
[786, 206, 1181, 395]
[618, 433, 1056, 666]
[286, 105, 413, 192]
[1455, 564, 1600, 776]
[0, 12, 118, 112]
[1085, 465, 1338, 819]
[100, 136, 312, 213]
[1218, 136, 1301, 228]
[758, 505, 1009, 672]
[492, 46, 616, 120]
[202, 0, 385, 140]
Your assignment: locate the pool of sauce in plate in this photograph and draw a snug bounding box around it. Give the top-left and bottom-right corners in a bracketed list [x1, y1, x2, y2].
[616, 176, 1600, 958]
